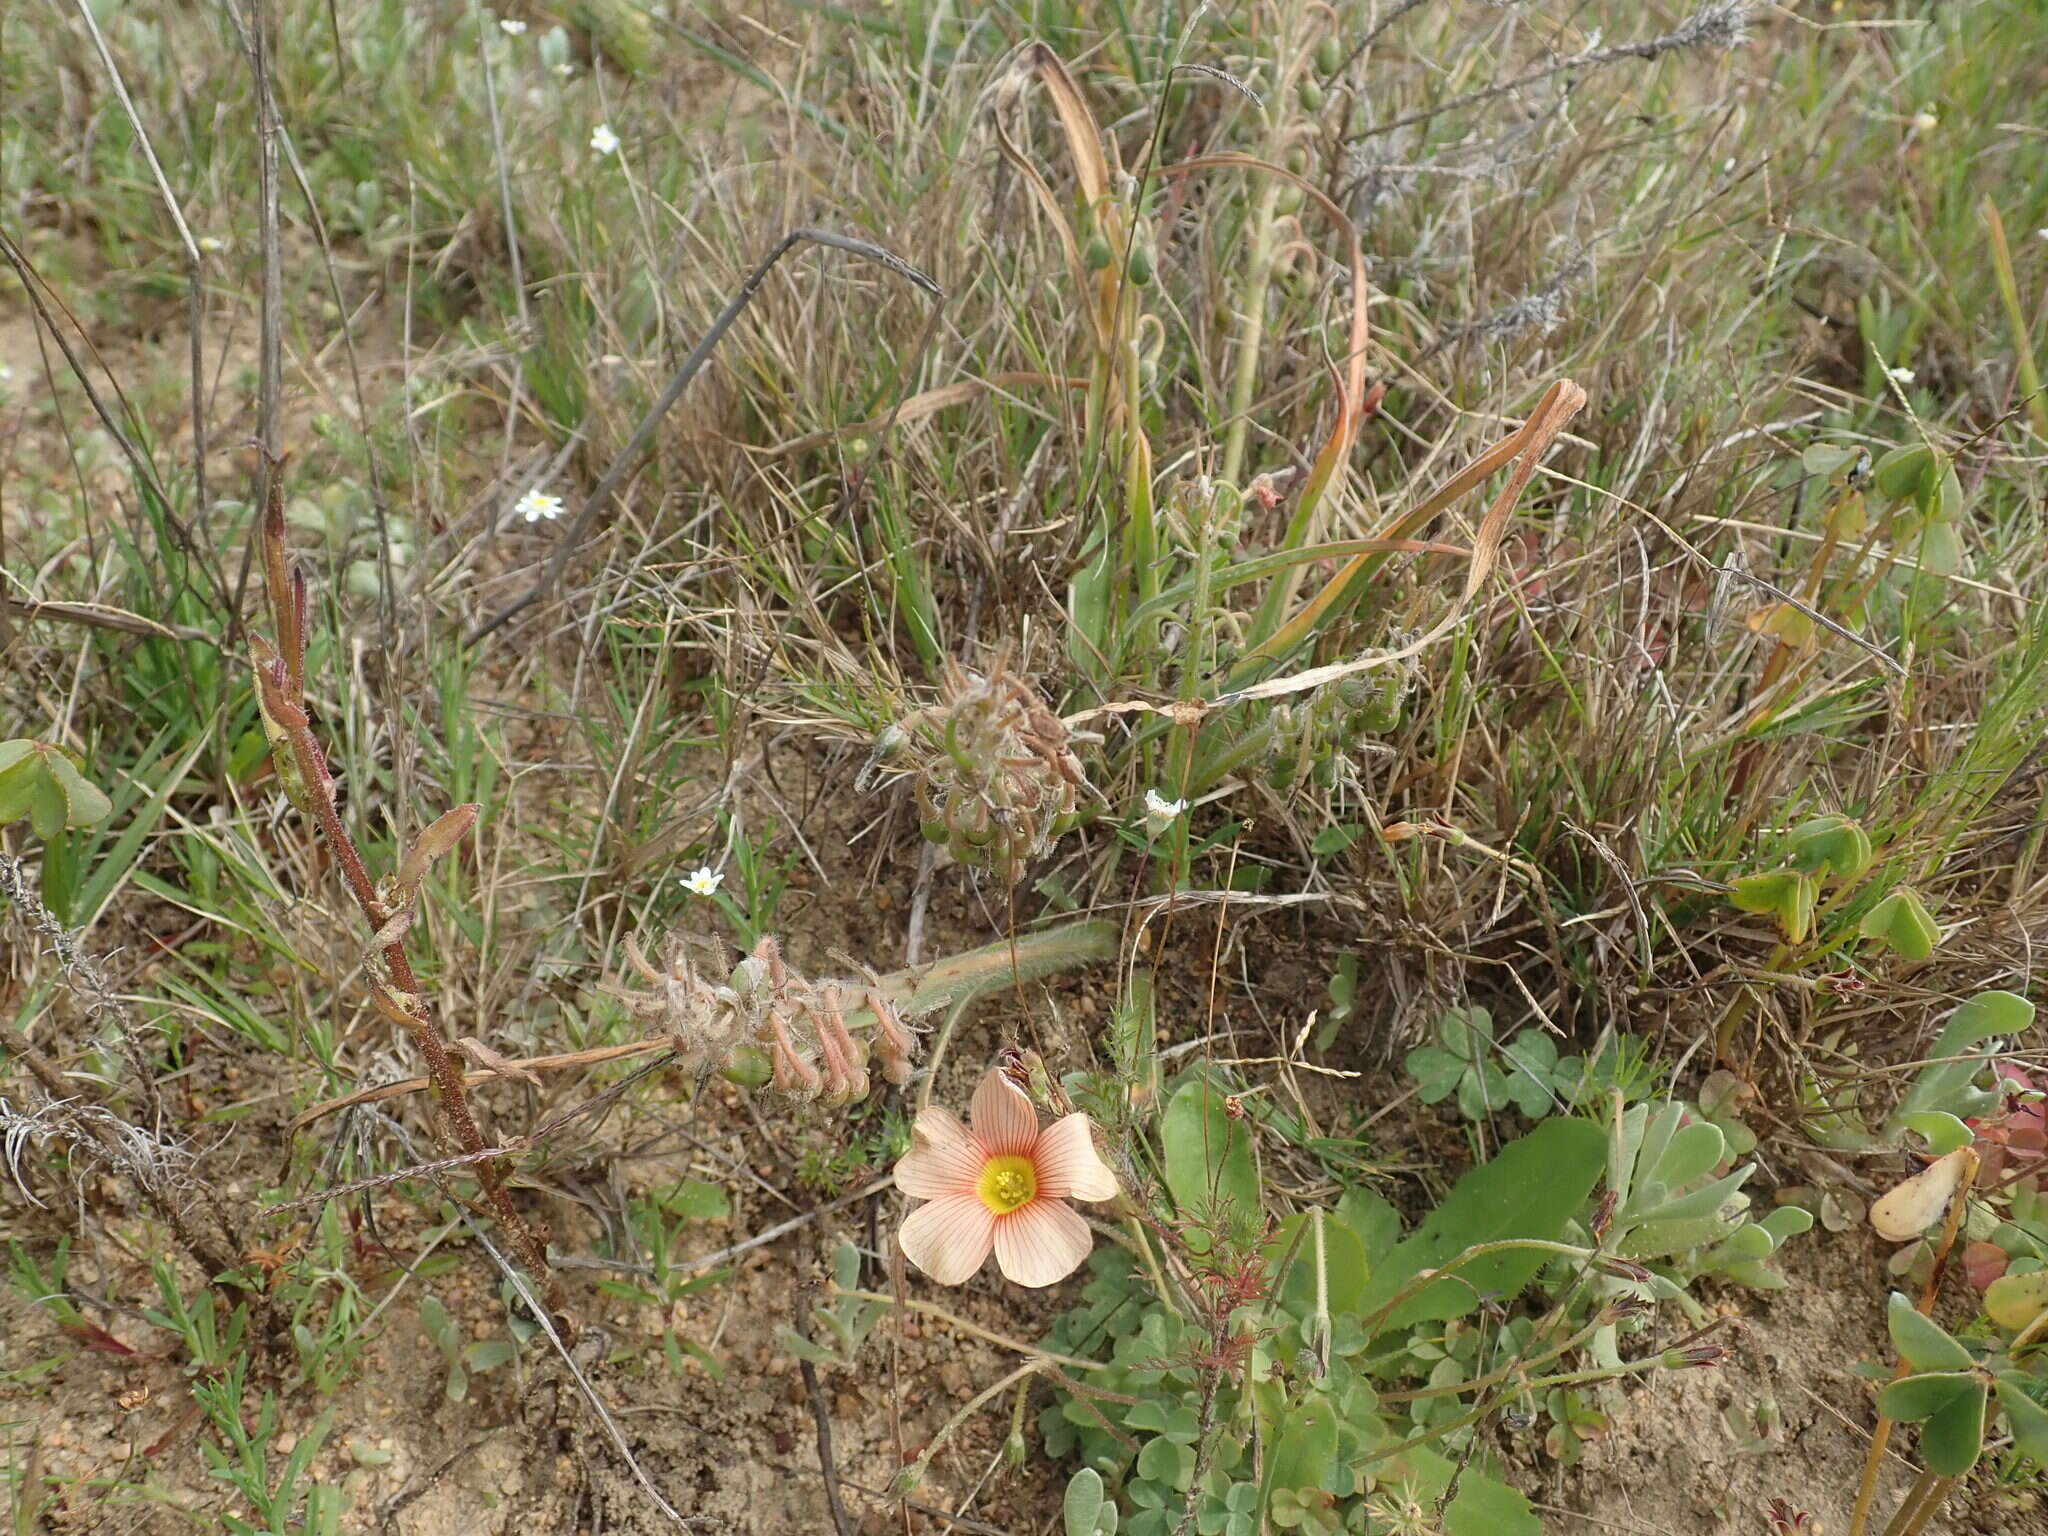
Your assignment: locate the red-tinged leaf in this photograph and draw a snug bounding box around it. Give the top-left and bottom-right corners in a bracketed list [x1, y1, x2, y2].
[59, 1319, 142, 1357]
[1962, 1242, 2008, 1291]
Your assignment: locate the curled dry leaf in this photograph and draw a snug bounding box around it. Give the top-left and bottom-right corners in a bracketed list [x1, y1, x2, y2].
[1868, 1147, 1971, 1242]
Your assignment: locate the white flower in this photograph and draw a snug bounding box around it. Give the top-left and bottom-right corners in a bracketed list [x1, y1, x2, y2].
[197, 234, 226, 254]
[1142, 789, 1188, 829]
[514, 489, 563, 522]
[1886, 366, 1916, 386]
[680, 866, 724, 897]
[499, 16, 527, 34]
[590, 123, 620, 157]
[1911, 108, 1938, 135]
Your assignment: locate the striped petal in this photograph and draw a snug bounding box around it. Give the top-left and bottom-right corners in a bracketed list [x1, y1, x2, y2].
[992, 1198, 1094, 1288]
[969, 1068, 1039, 1157]
[1032, 1113, 1119, 1202]
[898, 1194, 996, 1285]
[894, 1106, 984, 1199]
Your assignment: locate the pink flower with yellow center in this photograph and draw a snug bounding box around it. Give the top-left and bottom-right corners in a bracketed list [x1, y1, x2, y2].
[895, 1067, 1119, 1287]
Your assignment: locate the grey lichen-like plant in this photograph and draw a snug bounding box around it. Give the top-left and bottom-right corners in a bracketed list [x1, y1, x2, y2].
[862, 656, 1090, 884]
[615, 933, 917, 1105]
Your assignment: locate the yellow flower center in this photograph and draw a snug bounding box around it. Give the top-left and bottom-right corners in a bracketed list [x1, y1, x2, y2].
[977, 1154, 1037, 1214]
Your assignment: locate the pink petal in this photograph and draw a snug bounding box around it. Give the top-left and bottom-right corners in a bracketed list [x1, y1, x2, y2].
[894, 1106, 984, 1199]
[1032, 1113, 1119, 1202]
[991, 1198, 1093, 1287]
[898, 1194, 995, 1285]
[969, 1068, 1040, 1157]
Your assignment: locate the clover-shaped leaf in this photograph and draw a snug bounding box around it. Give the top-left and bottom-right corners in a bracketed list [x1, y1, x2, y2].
[1859, 887, 1939, 961]
[1729, 869, 1817, 943]
[1872, 443, 1936, 502]
[0, 741, 114, 838]
[1405, 1045, 1466, 1104]
[1787, 815, 1872, 881]
[1887, 1293, 1972, 1373]
[1994, 1375, 2048, 1464]
[1500, 1029, 1562, 1117]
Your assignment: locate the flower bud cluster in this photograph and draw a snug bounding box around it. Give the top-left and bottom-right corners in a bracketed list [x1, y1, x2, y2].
[865, 658, 1088, 884]
[615, 934, 915, 1104]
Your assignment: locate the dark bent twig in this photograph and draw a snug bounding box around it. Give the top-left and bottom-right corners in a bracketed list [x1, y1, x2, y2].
[468, 226, 943, 644]
[794, 1289, 855, 1536]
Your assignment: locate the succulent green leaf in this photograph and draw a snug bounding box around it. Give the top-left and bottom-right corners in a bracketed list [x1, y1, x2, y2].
[1994, 1376, 2048, 1464]
[1877, 1370, 1976, 1423]
[1064, 1468, 1106, 1536]
[1650, 1121, 1726, 1191]
[42, 752, 112, 828]
[1858, 888, 1940, 961]
[28, 774, 67, 840]
[1787, 815, 1872, 880]
[1262, 1399, 1337, 1498]
[1897, 1111, 1972, 1156]
[1918, 1378, 1987, 1477]
[1729, 869, 1816, 943]
[1887, 1292, 1972, 1372]
[1355, 1116, 1605, 1331]
[1872, 443, 1934, 501]
[1985, 1271, 2048, 1333]
[1801, 443, 1860, 479]
[1891, 991, 2034, 1128]
[1161, 1076, 1260, 1246]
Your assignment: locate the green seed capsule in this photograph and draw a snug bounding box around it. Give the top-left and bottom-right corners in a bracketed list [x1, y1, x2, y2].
[1127, 241, 1154, 286]
[1315, 37, 1342, 76]
[1297, 78, 1325, 112]
[1083, 234, 1113, 271]
[1276, 183, 1305, 215]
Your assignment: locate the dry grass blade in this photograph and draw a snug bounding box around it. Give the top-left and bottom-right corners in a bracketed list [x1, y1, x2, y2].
[1222, 378, 1588, 703]
[470, 227, 942, 643]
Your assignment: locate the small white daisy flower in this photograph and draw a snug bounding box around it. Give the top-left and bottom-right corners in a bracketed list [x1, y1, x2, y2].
[197, 234, 226, 254]
[680, 866, 724, 897]
[1886, 366, 1916, 386]
[514, 489, 564, 522]
[590, 123, 620, 157]
[499, 16, 527, 34]
[1142, 789, 1189, 830]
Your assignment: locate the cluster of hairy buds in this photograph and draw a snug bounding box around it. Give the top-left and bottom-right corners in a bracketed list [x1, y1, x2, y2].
[615, 934, 915, 1105]
[860, 657, 1089, 884]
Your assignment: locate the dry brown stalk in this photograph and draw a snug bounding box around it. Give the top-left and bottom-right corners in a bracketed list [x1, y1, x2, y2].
[246, 461, 561, 1316]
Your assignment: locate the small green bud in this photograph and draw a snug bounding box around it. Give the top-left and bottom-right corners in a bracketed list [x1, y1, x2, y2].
[1314, 37, 1342, 76]
[1276, 182, 1305, 216]
[1082, 234, 1113, 271]
[719, 1044, 774, 1088]
[1126, 240, 1154, 287]
[1297, 78, 1325, 112]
